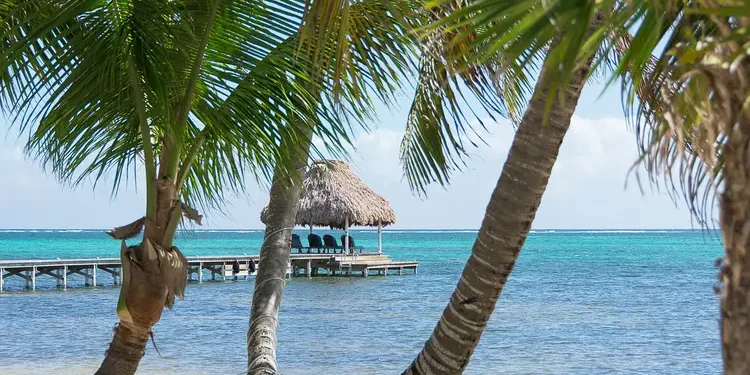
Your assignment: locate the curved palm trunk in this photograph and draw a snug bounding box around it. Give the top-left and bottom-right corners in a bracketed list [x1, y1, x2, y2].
[718, 60, 750, 375]
[721, 152, 750, 375]
[403, 36, 598, 375]
[96, 180, 188, 375]
[247, 124, 313, 375]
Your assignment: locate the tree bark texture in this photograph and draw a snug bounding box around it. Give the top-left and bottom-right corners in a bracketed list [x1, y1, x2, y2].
[95, 322, 151, 375]
[247, 124, 313, 375]
[96, 178, 187, 375]
[403, 29, 599, 375]
[718, 52, 750, 375]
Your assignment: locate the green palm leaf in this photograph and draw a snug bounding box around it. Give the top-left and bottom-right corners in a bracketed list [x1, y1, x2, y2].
[400, 2, 508, 194]
[1, 0, 422, 217]
[423, 0, 747, 224]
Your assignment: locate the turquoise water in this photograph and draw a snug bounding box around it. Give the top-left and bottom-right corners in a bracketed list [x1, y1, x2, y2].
[0, 229, 724, 374]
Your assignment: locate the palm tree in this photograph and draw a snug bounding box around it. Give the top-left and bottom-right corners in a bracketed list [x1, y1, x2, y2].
[612, 3, 750, 373]
[404, 0, 749, 373]
[246, 1, 424, 373]
[399, 10, 604, 375]
[246, 2, 614, 373]
[0, 1, 369, 374]
[246, 1, 516, 372]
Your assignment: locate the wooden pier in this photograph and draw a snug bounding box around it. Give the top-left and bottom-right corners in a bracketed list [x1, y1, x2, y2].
[0, 253, 418, 292]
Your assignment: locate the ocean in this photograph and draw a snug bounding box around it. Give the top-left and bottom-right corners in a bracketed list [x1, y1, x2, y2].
[0, 229, 723, 374]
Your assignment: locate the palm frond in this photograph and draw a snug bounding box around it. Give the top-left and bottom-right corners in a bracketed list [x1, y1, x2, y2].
[617, 1, 747, 225]
[0, 0, 324, 214]
[293, 0, 422, 165]
[427, 0, 747, 225]
[3, 0, 428, 220]
[400, 2, 507, 194]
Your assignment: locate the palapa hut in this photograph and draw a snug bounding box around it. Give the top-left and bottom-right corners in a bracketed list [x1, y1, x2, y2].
[260, 160, 396, 254]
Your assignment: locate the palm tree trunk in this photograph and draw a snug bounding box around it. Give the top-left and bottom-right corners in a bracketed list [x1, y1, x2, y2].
[247, 124, 313, 375]
[718, 62, 750, 375]
[96, 180, 187, 375]
[403, 30, 599, 375]
[96, 322, 151, 374]
[95, 240, 170, 375]
[720, 165, 750, 375]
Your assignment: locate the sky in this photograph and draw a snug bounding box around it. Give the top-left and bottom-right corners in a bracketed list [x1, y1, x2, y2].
[0, 80, 702, 230]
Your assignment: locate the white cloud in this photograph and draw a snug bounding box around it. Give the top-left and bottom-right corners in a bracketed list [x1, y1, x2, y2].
[0, 143, 145, 228]
[0, 113, 695, 229]
[335, 114, 693, 229]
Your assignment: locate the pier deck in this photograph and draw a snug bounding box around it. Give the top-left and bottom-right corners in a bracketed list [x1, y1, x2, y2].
[0, 253, 417, 292]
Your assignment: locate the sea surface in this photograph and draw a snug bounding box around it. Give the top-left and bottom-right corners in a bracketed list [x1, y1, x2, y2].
[0, 229, 724, 374]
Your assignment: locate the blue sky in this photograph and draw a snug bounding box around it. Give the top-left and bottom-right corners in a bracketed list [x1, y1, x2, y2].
[0, 80, 700, 230]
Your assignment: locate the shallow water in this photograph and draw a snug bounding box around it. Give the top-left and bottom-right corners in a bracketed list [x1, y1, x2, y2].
[0, 230, 723, 374]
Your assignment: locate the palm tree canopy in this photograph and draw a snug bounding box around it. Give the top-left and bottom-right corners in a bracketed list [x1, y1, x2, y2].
[0, 0, 422, 213]
[399, 0, 622, 194]
[417, 0, 749, 223]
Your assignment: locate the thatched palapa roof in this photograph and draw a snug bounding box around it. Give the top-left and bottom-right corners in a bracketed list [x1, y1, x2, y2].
[260, 160, 395, 229]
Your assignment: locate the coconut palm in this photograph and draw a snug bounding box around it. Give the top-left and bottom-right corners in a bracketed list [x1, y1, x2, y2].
[403, 0, 749, 373]
[246, 1, 508, 373]
[246, 1, 422, 373]
[400, 12, 605, 375]
[0, 1, 384, 374]
[611, 3, 750, 373]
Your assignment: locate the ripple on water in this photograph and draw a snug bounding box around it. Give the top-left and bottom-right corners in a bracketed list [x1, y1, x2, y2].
[0, 230, 723, 374]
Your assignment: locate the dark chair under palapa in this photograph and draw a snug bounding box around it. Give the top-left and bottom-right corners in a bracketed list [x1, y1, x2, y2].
[340, 235, 362, 253]
[291, 234, 304, 253]
[308, 234, 324, 254]
[323, 234, 343, 254]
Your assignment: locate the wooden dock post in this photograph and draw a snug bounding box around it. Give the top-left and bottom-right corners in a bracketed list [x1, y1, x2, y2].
[363, 267, 368, 277]
[92, 265, 97, 287]
[56, 269, 61, 288]
[306, 260, 312, 278]
[377, 221, 382, 255]
[32, 266, 36, 290]
[398, 267, 403, 275]
[63, 265, 67, 289]
[1, 267, 4, 292]
[198, 261, 203, 283]
[384, 267, 388, 276]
